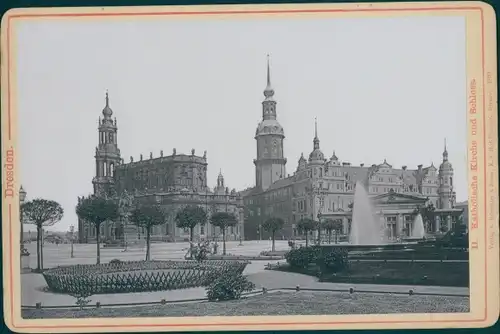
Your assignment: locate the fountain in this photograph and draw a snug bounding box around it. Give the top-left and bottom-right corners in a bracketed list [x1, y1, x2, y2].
[411, 214, 426, 239]
[349, 182, 387, 245]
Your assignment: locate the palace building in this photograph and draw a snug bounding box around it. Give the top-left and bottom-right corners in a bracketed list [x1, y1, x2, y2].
[241, 58, 464, 241]
[77, 93, 244, 244]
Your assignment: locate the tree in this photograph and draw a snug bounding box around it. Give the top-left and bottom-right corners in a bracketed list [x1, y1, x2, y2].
[297, 218, 316, 247]
[22, 199, 64, 272]
[262, 217, 285, 252]
[76, 195, 118, 264]
[323, 219, 343, 244]
[131, 203, 168, 261]
[323, 219, 335, 244]
[175, 205, 207, 258]
[210, 212, 238, 255]
[332, 219, 343, 243]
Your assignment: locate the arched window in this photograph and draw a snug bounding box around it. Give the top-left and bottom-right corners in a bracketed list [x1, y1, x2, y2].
[109, 133, 114, 144]
[109, 163, 114, 177]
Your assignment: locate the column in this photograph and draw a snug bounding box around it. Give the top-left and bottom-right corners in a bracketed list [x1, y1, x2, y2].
[239, 211, 245, 240]
[446, 215, 452, 231]
[397, 214, 403, 238]
[342, 216, 348, 235]
[435, 216, 441, 233]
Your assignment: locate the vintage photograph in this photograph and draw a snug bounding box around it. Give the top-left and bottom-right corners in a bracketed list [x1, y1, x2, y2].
[2, 2, 498, 332]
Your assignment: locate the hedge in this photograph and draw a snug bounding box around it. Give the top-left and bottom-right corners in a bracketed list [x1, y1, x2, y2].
[285, 246, 349, 273]
[43, 260, 249, 295]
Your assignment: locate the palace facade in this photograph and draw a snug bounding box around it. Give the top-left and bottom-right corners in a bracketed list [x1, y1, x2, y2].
[241, 59, 464, 240]
[77, 93, 244, 244]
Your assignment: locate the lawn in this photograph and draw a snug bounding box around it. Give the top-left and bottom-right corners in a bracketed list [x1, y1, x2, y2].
[22, 291, 469, 319]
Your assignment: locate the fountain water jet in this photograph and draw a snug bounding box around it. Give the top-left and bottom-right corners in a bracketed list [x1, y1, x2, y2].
[411, 214, 425, 239]
[349, 182, 387, 245]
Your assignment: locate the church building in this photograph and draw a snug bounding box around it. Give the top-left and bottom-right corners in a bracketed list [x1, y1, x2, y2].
[77, 93, 244, 244]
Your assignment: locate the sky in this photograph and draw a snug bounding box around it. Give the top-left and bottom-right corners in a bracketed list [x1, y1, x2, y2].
[16, 14, 467, 232]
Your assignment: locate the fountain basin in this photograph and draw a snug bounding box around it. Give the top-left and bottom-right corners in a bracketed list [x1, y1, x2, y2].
[316, 243, 416, 253]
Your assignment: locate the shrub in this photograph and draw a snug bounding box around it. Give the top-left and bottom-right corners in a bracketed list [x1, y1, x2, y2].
[316, 248, 349, 273]
[109, 259, 122, 264]
[206, 267, 255, 302]
[285, 247, 319, 268]
[285, 246, 349, 273]
[192, 240, 211, 262]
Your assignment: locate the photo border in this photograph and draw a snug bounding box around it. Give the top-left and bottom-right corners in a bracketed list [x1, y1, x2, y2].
[1, 1, 498, 332]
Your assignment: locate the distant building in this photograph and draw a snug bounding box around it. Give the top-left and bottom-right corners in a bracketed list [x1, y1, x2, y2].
[455, 200, 469, 230]
[241, 58, 463, 240]
[78, 93, 244, 244]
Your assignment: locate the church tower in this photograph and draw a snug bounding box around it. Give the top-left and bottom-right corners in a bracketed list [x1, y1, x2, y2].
[254, 56, 287, 191]
[92, 91, 121, 196]
[438, 139, 455, 209]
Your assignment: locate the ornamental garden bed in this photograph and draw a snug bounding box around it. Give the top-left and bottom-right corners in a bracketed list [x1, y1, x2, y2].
[349, 249, 469, 261]
[277, 246, 469, 287]
[43, 260, 249, 295]
[275, 261, 469, 287]
[259, 250, 289, 257]
[207, 255, 283, 261]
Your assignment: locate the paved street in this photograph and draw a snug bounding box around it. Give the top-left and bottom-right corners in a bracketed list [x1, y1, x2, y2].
[22, 240, 291, 269]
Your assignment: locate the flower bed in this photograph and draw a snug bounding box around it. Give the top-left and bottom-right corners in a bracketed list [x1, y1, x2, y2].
[43, 260, 249, 295]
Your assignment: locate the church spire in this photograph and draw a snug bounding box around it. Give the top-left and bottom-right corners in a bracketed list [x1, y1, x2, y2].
[102, 89, 113, 119]
[313, 117, 320, 149]
[263, 54, 274, 99]
[443, 138, 448, 161]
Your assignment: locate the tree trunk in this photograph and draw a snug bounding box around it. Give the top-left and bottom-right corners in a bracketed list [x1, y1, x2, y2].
[145, 226, 151, 261]
[305, 231, 309, 247]
[317, 228, 321, 244]
[40, 228, 44, 271]
[96, 225, 101, 264]
[222, 229, 226, 255]
[271, 231, 276, 252]
[189, 227, 194, 259]
[36, 226, 41, 272]
[328, 231, 332, 244]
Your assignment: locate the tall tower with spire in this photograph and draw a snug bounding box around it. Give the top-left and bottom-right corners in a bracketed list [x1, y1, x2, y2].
[308, 118, 325, 165]
[92, 91, 121, 196]
[438, 139, 455, 209]
[254, 55, 287, 191]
